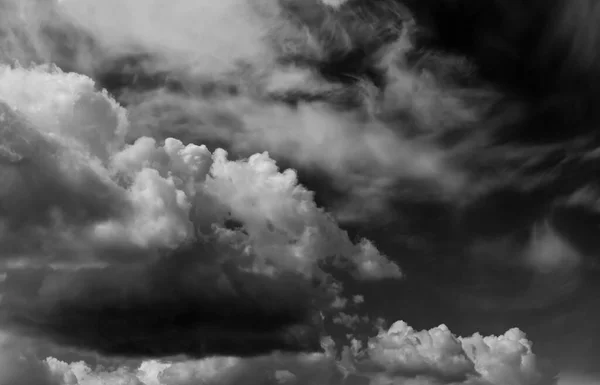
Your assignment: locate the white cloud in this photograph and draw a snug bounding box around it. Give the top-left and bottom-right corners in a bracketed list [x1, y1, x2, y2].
[461, 328, 540, 385]
[346, 321, 543, 385]
[319, 0, 347, 8]
[56, 0, 281, 75]
[0, 64, 398, 279]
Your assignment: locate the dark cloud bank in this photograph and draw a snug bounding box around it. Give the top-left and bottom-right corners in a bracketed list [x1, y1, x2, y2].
[0, 246, 322, 358]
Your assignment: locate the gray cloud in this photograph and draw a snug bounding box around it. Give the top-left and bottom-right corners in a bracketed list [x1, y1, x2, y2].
[0, 246, 323, 358]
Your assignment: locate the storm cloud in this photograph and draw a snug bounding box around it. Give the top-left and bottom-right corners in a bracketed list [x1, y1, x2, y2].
[0, 247, 323, 358]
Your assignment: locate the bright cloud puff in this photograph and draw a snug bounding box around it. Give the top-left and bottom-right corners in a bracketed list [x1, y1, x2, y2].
[345, 321, 543, 385]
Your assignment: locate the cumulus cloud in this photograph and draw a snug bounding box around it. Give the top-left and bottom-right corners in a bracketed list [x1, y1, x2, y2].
[0, 64, 403, 359]
[0, 63, 400, 275]
[346, 321, 544, 385]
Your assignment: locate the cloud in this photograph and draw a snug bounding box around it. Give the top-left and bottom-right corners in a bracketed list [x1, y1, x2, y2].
[0, 0, 484, 221]
[0, 64, 196, 264]
[0, 63, 401, 359]
[332, 313, 364, 330]
[42, 336, 340, 385]
[0, 63, 400, 276]
[56, 0, 283, 75]
[0, 319, 553, 385]
[525, 221, 581, 273]
[121, 82, 470, 222]
[0, 0, 97, 74]
[0, 251, 323, 358]
[345, 321, 544, 385]
[0, 0, 502, 226]
[0, 331, 62, 385]
[0, 66, 132, 265]
[456, 221, 584, 315]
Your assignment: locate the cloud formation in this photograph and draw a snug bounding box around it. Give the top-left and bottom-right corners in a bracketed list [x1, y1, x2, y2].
[1, 253, 323, 358]
[0, 0, 485, 221]
[0, 320, 551, 385]
[0, 63, 400, 275]
[0, 63, 401, 359]
[346, 321, 545, 385]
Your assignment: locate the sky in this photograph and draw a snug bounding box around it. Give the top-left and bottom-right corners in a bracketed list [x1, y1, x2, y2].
[0, 0, 598, 384]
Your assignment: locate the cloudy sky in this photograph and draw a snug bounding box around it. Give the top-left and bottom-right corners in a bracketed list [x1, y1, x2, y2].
[0, 0, 598, 384]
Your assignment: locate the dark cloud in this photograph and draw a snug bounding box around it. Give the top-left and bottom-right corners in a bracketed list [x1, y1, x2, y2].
[0, 244, 324, 358]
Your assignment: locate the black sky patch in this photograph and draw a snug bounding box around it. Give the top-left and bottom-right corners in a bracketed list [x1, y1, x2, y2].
[397, 0, 600, 144]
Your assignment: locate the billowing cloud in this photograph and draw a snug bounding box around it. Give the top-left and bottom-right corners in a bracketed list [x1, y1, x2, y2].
[0, 64, 400, 276]
[346, 321, 544, 385]
[0, 64, 402, 359]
